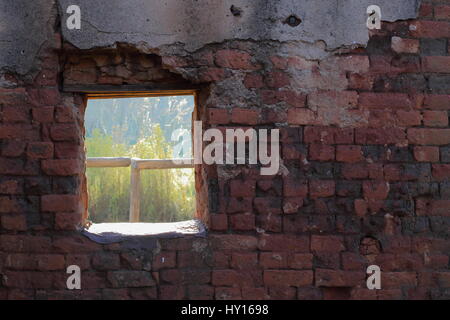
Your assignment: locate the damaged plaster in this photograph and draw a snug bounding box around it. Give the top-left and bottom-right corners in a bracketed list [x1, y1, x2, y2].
[0, 0, 421, 75]
[58, 0, 420, 52]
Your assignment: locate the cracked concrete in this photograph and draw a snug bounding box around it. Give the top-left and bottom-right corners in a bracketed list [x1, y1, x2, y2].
[0, 0, 421, 75]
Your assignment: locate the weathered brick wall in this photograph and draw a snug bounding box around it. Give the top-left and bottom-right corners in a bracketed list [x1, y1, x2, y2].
[0, 0, 449, 300]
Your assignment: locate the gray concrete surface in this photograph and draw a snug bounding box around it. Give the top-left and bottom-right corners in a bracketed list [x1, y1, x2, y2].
[0, 0, 421, 75]
[0, 0, 55, 75]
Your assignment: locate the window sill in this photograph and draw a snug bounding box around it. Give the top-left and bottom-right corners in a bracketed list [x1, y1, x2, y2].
[81, 219, 207, 245]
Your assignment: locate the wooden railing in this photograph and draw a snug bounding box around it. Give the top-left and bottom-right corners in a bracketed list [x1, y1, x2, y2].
[86, 157, 194, 222]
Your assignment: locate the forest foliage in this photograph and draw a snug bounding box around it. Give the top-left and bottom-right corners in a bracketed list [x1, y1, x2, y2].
[85, 96, 195, 223]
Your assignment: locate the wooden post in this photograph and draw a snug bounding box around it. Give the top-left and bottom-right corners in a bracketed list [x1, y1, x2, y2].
[129, 159, 141, 222]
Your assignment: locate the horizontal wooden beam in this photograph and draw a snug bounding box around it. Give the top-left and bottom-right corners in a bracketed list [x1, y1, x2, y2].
[134, 159, 194, 170]
[63, 84, 201, 98]
[86, 157, 131, 168]
[86, 157, 194, 169]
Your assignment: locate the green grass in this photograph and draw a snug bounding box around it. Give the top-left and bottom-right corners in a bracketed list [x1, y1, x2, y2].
[86, 126, 195, 223]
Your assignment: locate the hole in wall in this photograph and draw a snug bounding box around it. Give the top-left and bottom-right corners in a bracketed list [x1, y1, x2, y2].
[284, 15, 302, 27]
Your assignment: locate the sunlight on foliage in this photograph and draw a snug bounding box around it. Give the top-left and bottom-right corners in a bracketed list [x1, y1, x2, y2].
[85, 96, 195, 223]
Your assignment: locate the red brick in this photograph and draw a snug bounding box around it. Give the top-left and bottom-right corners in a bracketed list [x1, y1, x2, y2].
[435, 5, 450, 19]
[315, 269, 365, 287]
[261, 90, 306, 107]
[425, 254, 449, 269]
[215, 287, 242, 300]
[55, 212, 82, 230]
[0, 235, 51, 253]
[26, 142, 53, 159]
[41, 194, 79, 212]
[41, 159, 82, 176]
[342, 252, 367, 270]
[309, 144, 335, 162]
[264, 270, 313, 286]
[212, 270, 260, 287]
[0, 196, 23, 213]
[55, 106, 76, 123]
[282, 177, 308, 197]
[1, 214, 27, 231]
[159, 285, 185, 300]
[243, 73, 264, 89]
[355, 128, 406, 145]
[226, 197, 252, 213]
[414, 146, 440, 162]
[253, 197, 282, 215]
[391, 37, 419, 54]
[311, 235, 345, 252]
[409, 20, 450, 38]
[107, 271, 155, 288]
[152, 252, 176, 270]
[435, 272, 450, 288]
[422, 56, 450, 73]
[50, 124, 80, 141]
[258, 234, 309, 252]
[2, 106, 30, 122]
[287, 108, 316, 125]
[241, 287, 268, 300]
[0, 179, 22, 194]
[341, 164, 369, 179]
[359, 93, 412, 109]
[208, 108, 230, 125]
[304, 127, 333, 144]
[322, 55, 370, 73]
[0, 124, 39, 140]
[310, 180, 335, 198]
[66, 255, 90, 270]
[210, 235, 258, 251]
[27, 88, 61, 106]
[363, 181, 390, 200]
[265, 71, 290, 88]
[308, 91, 358, 108]
[186, 285, 214, 300]
[374, 253, 423, 272]
[1, 140, 26, 157]
[229, 179, 255, 197]
[408, 129, 450, 145]
[354, 199, 368, 217]
[231, 108, 259, 125]
[416, 198, 450, 217]
[36, 254, 66, 271]
[288, 253, 313, 270]
[3, 271, 52, 289]
[198, 67, 225, 82]
[422, 111, 448, 127]
[263, 108, 287, 123]
[230, 253, 258, 270]
[215, 50, 256, 70]
[230, 214, 255, 231]
[382, 272, 417, 289]
[418, 2, 433, 18]
[260, 252, 287, 269]
[209, 214, 228, 231]
[433, 164, 450, 181]
[424, 95, 450, 110]
[282, 197, 303, 214]
[336, 145, 363, 163]
[396, 110, 422, 127]
[54, 142, 82, 159]
[32, 106, 54, 123]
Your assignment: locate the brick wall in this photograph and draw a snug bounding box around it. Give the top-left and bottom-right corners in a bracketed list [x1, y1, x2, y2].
[0, 0, 449, 300]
